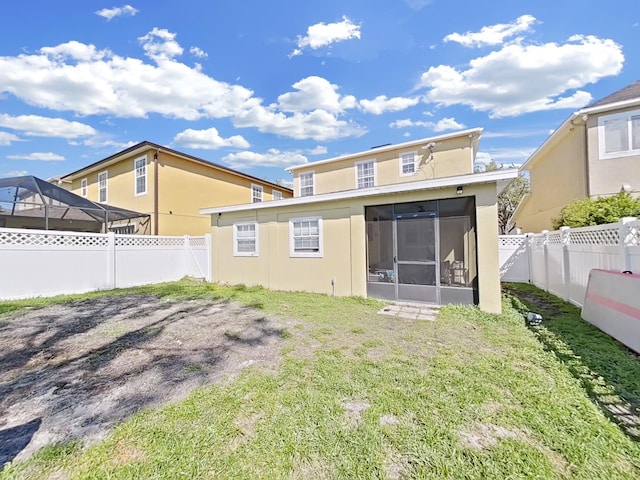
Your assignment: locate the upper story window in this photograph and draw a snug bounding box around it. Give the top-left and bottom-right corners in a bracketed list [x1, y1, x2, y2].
[98, 171, 108, 203]
[252, 184, 263, 203]
[289, 216, 323, 257]
[80, 178, 88, 197]
[599, 109, 640, 159]
[134, 156, 147, 196]
[356, 160, 375, 189]
[400, 151, 417, 176]
[234, 222, 258, 256]
[300, 171, 314, 197]
[272, 190, 283, 200]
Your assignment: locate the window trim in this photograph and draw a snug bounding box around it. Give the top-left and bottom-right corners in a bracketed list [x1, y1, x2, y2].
[98, 171, 108, 203]
[272, 190, 283, 201]
[299, 171, 315, 197]
[251, 184, 263, 203]
[598, 109, 640, 160]
[134, 155, 148, 196]
[233, 222, 259, 256]
[355, 159, 376, 189]
[399, 151, 417, 176]
[80, 178, 88, 197]
[289, 216, 323, 258]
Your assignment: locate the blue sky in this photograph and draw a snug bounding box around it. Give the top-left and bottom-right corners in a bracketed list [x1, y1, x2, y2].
[0, 0, 637, 185]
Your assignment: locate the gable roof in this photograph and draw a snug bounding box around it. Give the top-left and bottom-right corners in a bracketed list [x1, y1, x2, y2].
[587, 80, 640, 108]
[60, 141, 292, 193]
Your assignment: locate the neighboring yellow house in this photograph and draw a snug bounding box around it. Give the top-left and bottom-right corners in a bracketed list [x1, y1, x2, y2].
[513, 81, 640, 232]
[201, 129, 518, 313]
[59, 141, 292, 235]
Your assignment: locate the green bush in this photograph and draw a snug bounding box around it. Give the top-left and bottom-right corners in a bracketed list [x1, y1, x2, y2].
[552, 191, 640, 229]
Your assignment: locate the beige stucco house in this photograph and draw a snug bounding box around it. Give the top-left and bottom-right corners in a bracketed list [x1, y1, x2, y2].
[513, 81, 640, 232]
[59, 141, 292, 235]
[201, 129, 517, 313]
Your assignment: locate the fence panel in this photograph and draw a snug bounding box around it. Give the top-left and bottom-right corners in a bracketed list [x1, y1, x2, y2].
[529, 235, 546, 290]
[498, 235, 529, 282]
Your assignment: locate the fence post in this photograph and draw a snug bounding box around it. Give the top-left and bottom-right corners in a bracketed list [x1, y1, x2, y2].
[560, 226, 571, 301]
[525, 233, 532, 283]
[542, 230, 549, 293]
[107, 232, 116, 290]
[204, 233, 213, 282]
[619, 217, 636, 272]
[184, 235, 190, 278]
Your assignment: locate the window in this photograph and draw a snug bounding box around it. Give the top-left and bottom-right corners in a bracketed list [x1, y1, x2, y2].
[98, 171, 108, 203]
[80, 178, 88, 197]
[356, 160, 375, 189]
[272, 190, 283, 200]
[599, 110, 640, 159]
[289, 216, 323, 257]
[299, 171, 314, 197]
[251, 184, 263, 203]
[234, 222, 258, 256]
[110, 225, 135, 235]
[134, 156, 147, 195]
[400, 151, 417, 176]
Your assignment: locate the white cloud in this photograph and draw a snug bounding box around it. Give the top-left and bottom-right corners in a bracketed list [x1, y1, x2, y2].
[419, 35, 624, 117]
[277, 76, 356, 113]
[404, 0, 432, 11]
[2, 170, 28, 178]
[7, 152, 65, 161]
[359, 95, 420, 115]
[290, 16, 361, 57]
[0, 132, 21, 146]
[307, 145, 327, 155]
[190, 46, 208, 58]
[173, 127, 250, 149]
[389, 117, 465, 132]
[222, 149, 308, 169]
[139, 28, 184, 61]
[95, 4, 138, 21]
[444, 15, 538, 48]
[0, 114, 96, 138]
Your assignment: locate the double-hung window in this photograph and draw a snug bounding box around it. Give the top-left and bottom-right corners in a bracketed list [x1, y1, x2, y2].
[290, 216, 323, 257]
[252, 184, 263, 203]
[299, 172, 314, 196]
[234, 222, 258, 256]
[98, 171, 108, 203]
[134, 156, 147, 195]
[400, 151, 417, 176]
[272, 190, 283, 200]
[356, 160, 375, 189]
[599, 109, 640, 159]
[80, 178, 88, 197]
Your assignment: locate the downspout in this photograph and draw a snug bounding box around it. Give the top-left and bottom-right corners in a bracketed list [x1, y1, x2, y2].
[582, 116, 591, 198]
[154, 150, 159, 235]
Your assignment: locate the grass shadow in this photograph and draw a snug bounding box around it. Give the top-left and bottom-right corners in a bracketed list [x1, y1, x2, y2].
[503, 283, 640, 440]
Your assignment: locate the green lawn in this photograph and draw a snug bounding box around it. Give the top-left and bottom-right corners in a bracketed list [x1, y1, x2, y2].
[2, 281, 640, 479]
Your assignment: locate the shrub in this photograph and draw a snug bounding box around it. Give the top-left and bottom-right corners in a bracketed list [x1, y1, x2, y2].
[552, 191, 640, 229]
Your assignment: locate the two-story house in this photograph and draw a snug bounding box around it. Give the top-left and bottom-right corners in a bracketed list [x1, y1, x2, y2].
[59, 141, 292, 236]
[200, 129, 517, 313]
[512, 81, 640, 232]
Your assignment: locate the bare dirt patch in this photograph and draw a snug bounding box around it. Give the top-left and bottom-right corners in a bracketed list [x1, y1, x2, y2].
[0, 294, 292, 466]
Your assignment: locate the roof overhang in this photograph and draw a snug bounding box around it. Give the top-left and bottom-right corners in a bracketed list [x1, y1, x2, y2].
[285, 128, 484, 173]
[200, 169, 518, 215]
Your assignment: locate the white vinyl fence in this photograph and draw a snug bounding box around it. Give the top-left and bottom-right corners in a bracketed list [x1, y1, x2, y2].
[499, 217, 640, 307]
[0, 228, 212, 300]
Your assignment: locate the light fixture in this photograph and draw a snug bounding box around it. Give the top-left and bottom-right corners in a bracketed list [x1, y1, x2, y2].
[456, 185, 463, 195]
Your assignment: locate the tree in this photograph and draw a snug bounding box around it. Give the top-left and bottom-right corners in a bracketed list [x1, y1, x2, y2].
[479, 159, 529, 234]
[552, 191, 640, 229]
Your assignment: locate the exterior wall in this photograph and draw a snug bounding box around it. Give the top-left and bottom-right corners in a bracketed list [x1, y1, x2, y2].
[515, 128, 587, 232]
[586, 107, 640, 197]
[292, 136, 474, 196]
[210, 183, 502, 313]
[66, 147, 292, 236]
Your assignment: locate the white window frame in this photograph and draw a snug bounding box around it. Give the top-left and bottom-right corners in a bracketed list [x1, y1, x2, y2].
[80, 178, 88, 197]
[251, 184, 263, 203]
[233, 222, 259, 256]
[289, 216, 323, 258]
[355, 159, 376, 189]
[598, 109, 640, 160]
[272, 190, 283, 201]
[134, 156, 147, 196]
[98, 171, 108, 203]
[299, 171, 315, 197]
[399, 151, 417, 176]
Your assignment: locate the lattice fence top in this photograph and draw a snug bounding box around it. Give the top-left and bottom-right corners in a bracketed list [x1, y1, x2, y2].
[569, 227, 619, 246]
[624, 221, 640, 247]
[547, 232, 562, 245]
[498, 235, 526, 247]
[115, 236, 186, 247]
[189, 237, 206, 247]
[0, 229, 110, 247]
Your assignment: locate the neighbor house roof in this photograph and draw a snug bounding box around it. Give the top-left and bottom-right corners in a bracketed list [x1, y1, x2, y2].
[200, 168, 518, 215]
[60, 141, 292, 193]
[587, 80, 640, 108]
[285, 128, 483, 172]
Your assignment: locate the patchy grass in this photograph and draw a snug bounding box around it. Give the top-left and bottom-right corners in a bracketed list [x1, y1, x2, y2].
[2, 281, 640, 479]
